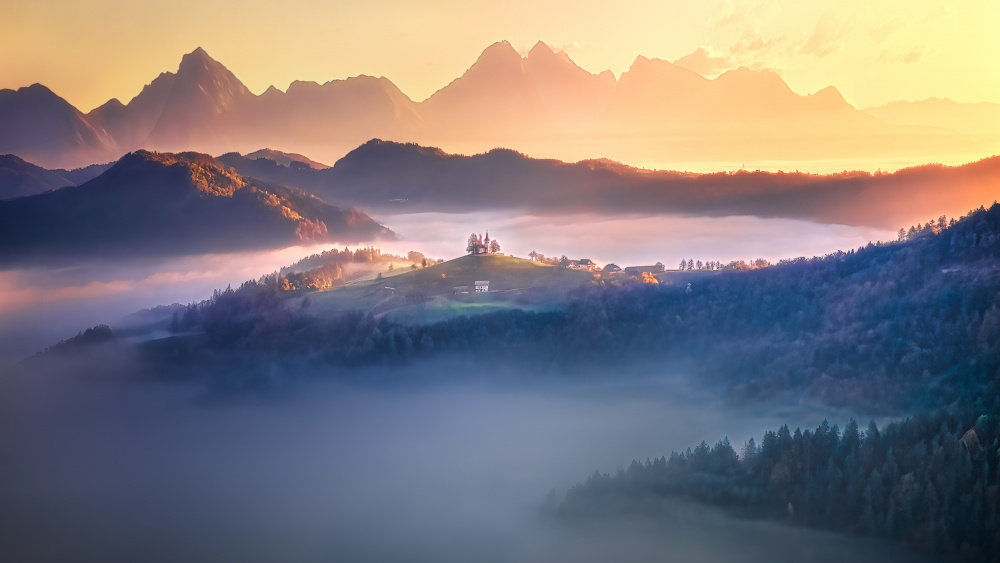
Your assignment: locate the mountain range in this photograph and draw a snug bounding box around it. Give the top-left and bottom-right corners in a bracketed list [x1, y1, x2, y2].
[0, 150, 392, 265]
[2, 42, 995, 170]
[7, 139, 998, 232]
[217, 139, 1000, 230]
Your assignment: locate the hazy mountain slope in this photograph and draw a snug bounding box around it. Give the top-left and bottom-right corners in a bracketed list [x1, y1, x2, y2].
[522, 41, 617, 133]
[243, 149, 329, 169]
[141, 48, 254, 151]
[87, 71, 177, 151]
[238, 74, 423, 163]
[419, 41, 556, 144]
[84, 49, 422, 164]
[0, 155, 80, 199]
[864, 98, 1000, 140]
[589, 57, 956, 164]
[0, 150, 392, 265]
[0, 84, 115, 168]
[2, 44, 994, 170]
[0, 155, 113, 200]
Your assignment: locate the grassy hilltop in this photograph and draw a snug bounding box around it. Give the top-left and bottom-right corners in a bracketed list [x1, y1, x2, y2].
[305, 254, 596, 324]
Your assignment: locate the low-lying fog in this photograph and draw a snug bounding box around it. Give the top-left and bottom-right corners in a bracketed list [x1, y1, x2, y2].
[0, 212, 893, 366]
[0, 362, 938, 562]
[0, 245, 331, 366]
[379, 212, 895, 268]
[1, 209, 929, 560]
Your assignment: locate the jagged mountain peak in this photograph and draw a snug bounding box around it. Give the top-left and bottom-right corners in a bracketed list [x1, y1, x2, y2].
[526, 41, 581, 69]
[96, 98, 126, 110]
[810, 85, 848, 104]
[468, 40, 524, 73]
[528, 41, 555, 57]
[175, 47, 247, 92]
[178, 47, 214, 69]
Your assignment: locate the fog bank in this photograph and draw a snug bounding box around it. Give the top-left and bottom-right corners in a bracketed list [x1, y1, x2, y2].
[379, 211, 895, 269]
[0, 362, 939, 562]
[0, 212, 893, 367]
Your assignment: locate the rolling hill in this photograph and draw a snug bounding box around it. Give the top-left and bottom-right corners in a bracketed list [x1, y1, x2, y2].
[304, 253, 596, 324]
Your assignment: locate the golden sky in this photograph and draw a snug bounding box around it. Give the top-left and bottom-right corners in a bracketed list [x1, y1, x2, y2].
[2, 0, 998, 112]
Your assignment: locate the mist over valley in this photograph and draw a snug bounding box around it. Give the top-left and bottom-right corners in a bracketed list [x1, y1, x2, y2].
[2, 8, 1000, 561]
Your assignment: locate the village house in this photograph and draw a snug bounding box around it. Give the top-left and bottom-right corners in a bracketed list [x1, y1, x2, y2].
[475, 280, 490, 293]
[559, 258, 599, 271]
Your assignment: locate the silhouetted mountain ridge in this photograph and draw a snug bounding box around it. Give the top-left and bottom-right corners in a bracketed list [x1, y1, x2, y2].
[3, 44, 986, 170]
[0, 150, 393, 265]
[219, 139, 1000, 230]
[0, 154, 110, 199]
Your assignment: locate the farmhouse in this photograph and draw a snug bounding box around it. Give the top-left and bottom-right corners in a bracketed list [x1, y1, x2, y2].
[560, 258, 599, 271]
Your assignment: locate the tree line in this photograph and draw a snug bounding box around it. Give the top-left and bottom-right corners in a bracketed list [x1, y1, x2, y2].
[557, 410, 1000, 561]
[676, 258, 772, 271]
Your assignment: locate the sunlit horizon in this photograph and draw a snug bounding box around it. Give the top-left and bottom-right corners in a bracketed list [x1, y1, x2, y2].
[3, 1, 999, 114]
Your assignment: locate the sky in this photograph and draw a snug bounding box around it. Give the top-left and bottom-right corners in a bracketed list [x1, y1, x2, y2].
[2, 0, 998, 113]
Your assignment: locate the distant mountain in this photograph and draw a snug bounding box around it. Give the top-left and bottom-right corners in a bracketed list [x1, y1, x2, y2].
[0, 154, 110, 199]
[249, 75, 422, 153]
[1, 44, 995, 170]
[522, 41, 617, 134]
[0, 84, 115, 168]
[0, 150, 392, 265]
[418, 40, 619, 151]
[864, 98, 1000, 140]
[86, 47, 254, 156]
[143, 47, 253, 150]
[420, 40, 556, 146]
[220, 139, 1000, 230]
[243, 149, 329, 170]
[590, 57, 947, 163]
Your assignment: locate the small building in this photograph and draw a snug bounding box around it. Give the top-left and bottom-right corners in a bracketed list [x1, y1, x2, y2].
[475, 280, 490, 293]
[560, 258, 599, 271]
[453, 285, 470, 294]
[602, 263, 623, 274]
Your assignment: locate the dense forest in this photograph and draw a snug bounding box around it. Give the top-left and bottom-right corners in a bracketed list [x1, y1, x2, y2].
[557, 411, 1000, 561]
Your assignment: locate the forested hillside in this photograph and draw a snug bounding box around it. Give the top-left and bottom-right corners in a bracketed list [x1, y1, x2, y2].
[113, 203, 1000, 412]
[558, 411, 1000, 561]
[0, 150, 392, 264]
